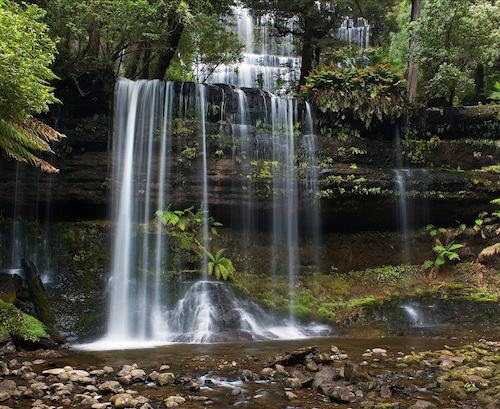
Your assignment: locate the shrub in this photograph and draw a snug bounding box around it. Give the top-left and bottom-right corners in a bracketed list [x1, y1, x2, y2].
[301, 64, 407, 128]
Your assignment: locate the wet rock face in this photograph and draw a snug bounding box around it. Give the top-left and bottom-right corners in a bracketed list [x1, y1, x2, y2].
[1, 84, 499, 233]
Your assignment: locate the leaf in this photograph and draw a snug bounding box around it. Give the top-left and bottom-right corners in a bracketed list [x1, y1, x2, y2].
[208, 262, 214, 276]
[448, 243, 463, 251]
[435, 255, 445, 266]
[215, 248, 226, 261]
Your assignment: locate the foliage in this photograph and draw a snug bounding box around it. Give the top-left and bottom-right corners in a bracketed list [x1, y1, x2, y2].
[156, 205, 226, 274]
[487, 81, 500, 103]
[187, 14, 244, 83]
[0, 0, 64, 172]
[242, 0, 399, 87]
[432, 242, 463, 267]
[44, 0, 240, 82]
[301, 64, 407, 128]
[361, 265, 415, 281]
[206, 248, 235, 280]
[468, 292, 498, 302]
[0, 300, 49, 342]
[424, 224, 464, 269]
[390, 0, 500, 104]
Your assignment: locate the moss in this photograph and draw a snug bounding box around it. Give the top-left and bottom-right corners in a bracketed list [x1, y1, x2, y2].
[0, 300, 48, 342]
[415, 288, 439, 299]
[445, 282, 463, 290]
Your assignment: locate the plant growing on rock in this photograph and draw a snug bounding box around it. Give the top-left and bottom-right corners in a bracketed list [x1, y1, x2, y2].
[156, 205, 223, 274]
[424, 224, 464, 274]
[205, 248, 235, 281]
[301, 64, 407, 129]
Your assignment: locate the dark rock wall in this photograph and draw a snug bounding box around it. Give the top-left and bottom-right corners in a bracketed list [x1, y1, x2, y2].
[0, 84, 499, 233]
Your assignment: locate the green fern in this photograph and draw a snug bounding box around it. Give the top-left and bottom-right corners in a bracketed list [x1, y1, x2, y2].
[206, 248, 235, 280]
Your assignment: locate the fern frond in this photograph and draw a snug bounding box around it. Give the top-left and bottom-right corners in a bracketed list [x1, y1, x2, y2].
[0, 118, 64, 173]
[479, 242, 500, 259]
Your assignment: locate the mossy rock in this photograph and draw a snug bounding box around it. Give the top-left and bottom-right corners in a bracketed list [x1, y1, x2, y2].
[0, 300, 49, 343]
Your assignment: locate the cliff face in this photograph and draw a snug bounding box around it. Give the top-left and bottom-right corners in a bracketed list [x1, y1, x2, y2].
[1, 83, 499, 234]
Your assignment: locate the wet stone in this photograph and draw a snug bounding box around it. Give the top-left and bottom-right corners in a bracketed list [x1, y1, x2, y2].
[156, 372, 175, 386]
[230, 387, 242, 396]
[328, 386, 353, 403]
[99, 381, 124, 394]
[110, 393, 133, 408]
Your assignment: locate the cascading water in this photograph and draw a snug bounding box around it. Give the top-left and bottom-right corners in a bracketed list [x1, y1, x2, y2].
[82, 2, 332, 349]
[393, 125, 430, 265]
[81, 77, 329, 349]
[337, 17, 371, 49]
[204, 6, 300, 93]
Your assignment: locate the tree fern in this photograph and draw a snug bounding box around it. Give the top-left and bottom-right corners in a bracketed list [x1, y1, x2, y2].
[0, 118, 65, 173]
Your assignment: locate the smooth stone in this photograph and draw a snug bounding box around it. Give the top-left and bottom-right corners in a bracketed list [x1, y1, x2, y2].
[42, 368, 66, 375]
[110, 393, 133, 408]
[165, 396, 186, 404]
[99, 381, 124, 394]
[156, 372, 175, 386]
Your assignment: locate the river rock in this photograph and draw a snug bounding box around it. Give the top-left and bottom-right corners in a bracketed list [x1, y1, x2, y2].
[328, 386, 353, 403]
[380, 385, 392, 398]
[472, 366, 494, 378]
[130, 369, 146, 381]
[91, 404, 110, 409]
[43, 368, 67, 375]
[110, 393, 133, 408]
[0, 392, 9, 402]
[313, 352, 333, 364]
[0, 380, 16, 392]
[305, 359, 319, 372]
[312, 367, 343, 388]
[165, 395, 186, 404]
[330, 345, 340, 354]
[260, 367, 275, 379]
[410, 400, 436, 409]
[22, 385, 44, 399]
[230, 387, 242, 396]
[0, 362, 9, 376]
[239, 369, 256, 380]
[156, 372, 175, 386]
[344, 362, 371, 383]
[283, 377, 302, 389]
[74, 393, 99, 406]
[99, 380, 124, 394]
[285, 391, 298, 400]
[274, 364, 289, 379]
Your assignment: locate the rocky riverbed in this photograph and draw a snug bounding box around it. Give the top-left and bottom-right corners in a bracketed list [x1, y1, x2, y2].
[1, 338, 500, 408]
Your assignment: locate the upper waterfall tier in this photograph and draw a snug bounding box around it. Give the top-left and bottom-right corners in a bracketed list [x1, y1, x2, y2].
[201, 6, 300, 93]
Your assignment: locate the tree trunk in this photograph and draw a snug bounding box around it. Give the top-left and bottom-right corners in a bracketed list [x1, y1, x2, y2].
[124, 42, 142, 79]
[408, 0, 422, 104]
[474, 64, 485, 103]
[85, 24, 101, 58]
[298, 2, 316, 87]
[151, 21, 184, 80]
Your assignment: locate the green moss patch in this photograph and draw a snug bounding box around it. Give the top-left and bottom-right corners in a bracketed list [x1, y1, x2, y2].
[0, 300, 48, 342]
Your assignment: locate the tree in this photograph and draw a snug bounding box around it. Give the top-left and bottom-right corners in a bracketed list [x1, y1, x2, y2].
[242, 0, 347, 87]
[43, 0, 240, 83]
[0, 0, 64, 173]
[242, 0, 399, 88]
[390, 0, 500, 105]
[407, 0, 421, 104]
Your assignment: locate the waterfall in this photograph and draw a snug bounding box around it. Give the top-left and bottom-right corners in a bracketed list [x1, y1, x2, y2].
[203, 6, 301, 93]
[337, 17, 371, 49]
